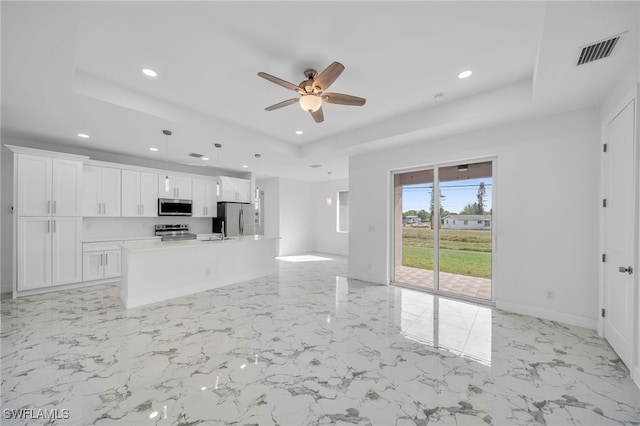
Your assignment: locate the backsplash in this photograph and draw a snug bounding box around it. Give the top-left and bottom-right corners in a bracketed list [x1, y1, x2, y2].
[83, 217, 213, 239]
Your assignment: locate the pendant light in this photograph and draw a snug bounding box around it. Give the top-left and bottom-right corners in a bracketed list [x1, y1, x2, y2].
[162, 130, 172, 193]
[326, 171, 333, 206]
[254, 153, 261, 201]
[214, 143, 222, 196]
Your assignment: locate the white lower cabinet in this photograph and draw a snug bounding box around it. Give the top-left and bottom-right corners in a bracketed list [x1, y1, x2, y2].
[82, 242, 121, 281]
[17, 216, 82, 291]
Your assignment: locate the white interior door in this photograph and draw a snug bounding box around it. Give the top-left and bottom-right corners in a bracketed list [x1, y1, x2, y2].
[603, 98, 636, 370]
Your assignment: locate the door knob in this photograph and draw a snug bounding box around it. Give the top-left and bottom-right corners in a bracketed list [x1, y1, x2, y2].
[618, 266, 633, 274]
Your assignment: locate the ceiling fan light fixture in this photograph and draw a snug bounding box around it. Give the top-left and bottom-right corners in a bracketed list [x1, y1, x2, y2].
[299, 95, 322, 112]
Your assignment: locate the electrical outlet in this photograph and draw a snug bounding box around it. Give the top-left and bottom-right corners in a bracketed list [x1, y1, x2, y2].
[546, 290, 556, 301]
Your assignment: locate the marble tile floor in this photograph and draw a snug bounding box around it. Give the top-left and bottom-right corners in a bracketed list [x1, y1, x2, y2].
[1, 253, 639, 425]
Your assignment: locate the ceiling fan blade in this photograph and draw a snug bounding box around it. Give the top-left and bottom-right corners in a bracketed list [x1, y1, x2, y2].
[322, 93, 366, 106]
[265, 98, 299, 111]
[258, 72, 300, 92]
[310, 106, 324, 123]
[313, 62, 345, 91]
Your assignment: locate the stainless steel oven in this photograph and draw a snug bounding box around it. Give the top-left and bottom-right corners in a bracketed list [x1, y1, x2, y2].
[158, 198, 192, 216]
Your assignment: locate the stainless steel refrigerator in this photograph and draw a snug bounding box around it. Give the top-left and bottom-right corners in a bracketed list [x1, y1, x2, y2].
[213, 202, 255, 237]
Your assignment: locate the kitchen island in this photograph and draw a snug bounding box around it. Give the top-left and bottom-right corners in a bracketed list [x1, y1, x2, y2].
[120, 235, 278, 308]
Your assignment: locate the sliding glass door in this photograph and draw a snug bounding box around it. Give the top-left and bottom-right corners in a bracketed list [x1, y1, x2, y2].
[393, 160, 493, 301]
[393, 169, 436, 289]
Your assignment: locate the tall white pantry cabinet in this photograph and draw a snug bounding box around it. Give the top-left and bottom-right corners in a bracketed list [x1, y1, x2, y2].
[9, 146, 88, 292]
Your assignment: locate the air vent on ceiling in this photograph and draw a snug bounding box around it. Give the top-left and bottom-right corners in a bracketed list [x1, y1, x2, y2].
[309, 164, 322, 168]
[576, 32, 626, 66]
[188, 152, 204, 158]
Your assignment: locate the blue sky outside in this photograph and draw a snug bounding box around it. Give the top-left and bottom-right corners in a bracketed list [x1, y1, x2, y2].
[402, 177, 493, 214]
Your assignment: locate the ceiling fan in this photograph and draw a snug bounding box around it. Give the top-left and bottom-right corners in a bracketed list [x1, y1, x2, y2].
[257, 61, 366, 123]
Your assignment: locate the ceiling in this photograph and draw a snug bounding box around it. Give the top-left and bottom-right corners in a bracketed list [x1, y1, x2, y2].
[2, 1, 638, 181]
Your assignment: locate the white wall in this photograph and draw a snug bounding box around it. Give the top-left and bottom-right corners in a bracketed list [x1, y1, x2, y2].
[349, 107, 601, 329]
[258, 177, 280, 252]
[278, 178, 314, 256]
[313, 178, 349, 256]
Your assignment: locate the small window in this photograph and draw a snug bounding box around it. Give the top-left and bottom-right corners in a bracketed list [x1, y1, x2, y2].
[464, 220, 468, 225]
[337, 191, 349, 233]
[477, 220, 482, 224]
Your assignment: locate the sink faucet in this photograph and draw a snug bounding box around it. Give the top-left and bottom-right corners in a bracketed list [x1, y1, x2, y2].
[221, 220, 225, 240]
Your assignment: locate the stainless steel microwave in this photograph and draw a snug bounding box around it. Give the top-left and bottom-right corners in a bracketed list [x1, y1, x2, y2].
[158, 198, 192, 216]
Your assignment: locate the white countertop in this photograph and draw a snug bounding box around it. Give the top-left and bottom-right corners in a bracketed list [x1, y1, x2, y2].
[122, 235, 279, 252]
[82, 236, 162, 243]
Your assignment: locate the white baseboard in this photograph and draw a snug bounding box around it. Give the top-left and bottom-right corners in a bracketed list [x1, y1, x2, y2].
[347, 272, 387, 285]
[496, 300, 597, 330]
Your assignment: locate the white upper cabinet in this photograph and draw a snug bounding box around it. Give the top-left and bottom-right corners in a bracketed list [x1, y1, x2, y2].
[139, 172, 158, 217]
[192, 178, 218, 217]
[52, 159, 84, 216]
[82, 165, 121, 217]
[218, 176, 252, 203]
[17, 155, 83, 217]
[121, 170, 158, 217]
[16, 155, 51, 216]
[158, 174, 192, 200]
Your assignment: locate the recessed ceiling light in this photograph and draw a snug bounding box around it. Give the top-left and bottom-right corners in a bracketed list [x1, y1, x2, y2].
[149, 147, 159, 152]
[458, 70, 473, 79]
[295, 130, 303, 135]
[142, 68, 158, 77]
[242, 165, 249, 168]
[77, 133, 89, 138]
[202, 157, 209, 161]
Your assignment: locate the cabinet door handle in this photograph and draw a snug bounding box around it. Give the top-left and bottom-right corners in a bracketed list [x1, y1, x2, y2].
[141, 204, 144, 215]
[104, 253, 108, 265]
[47, 220, 50, 233]
[53, 200, 56, 214]
[53, 220, 56, 233]
[47, 200, 51, 214]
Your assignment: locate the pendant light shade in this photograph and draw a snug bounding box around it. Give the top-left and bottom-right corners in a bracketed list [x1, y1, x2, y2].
[254, 153, 261, 201]
[163, 130, 172, 192]
[214, 143, 222, 196]
[326, 171, 333, 206]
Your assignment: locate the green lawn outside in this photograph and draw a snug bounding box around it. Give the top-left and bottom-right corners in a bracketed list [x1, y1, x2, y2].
[401, 227, 492, 279]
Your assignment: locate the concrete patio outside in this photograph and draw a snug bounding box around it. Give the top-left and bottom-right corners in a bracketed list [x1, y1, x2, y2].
[394, 265, 492, 300]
